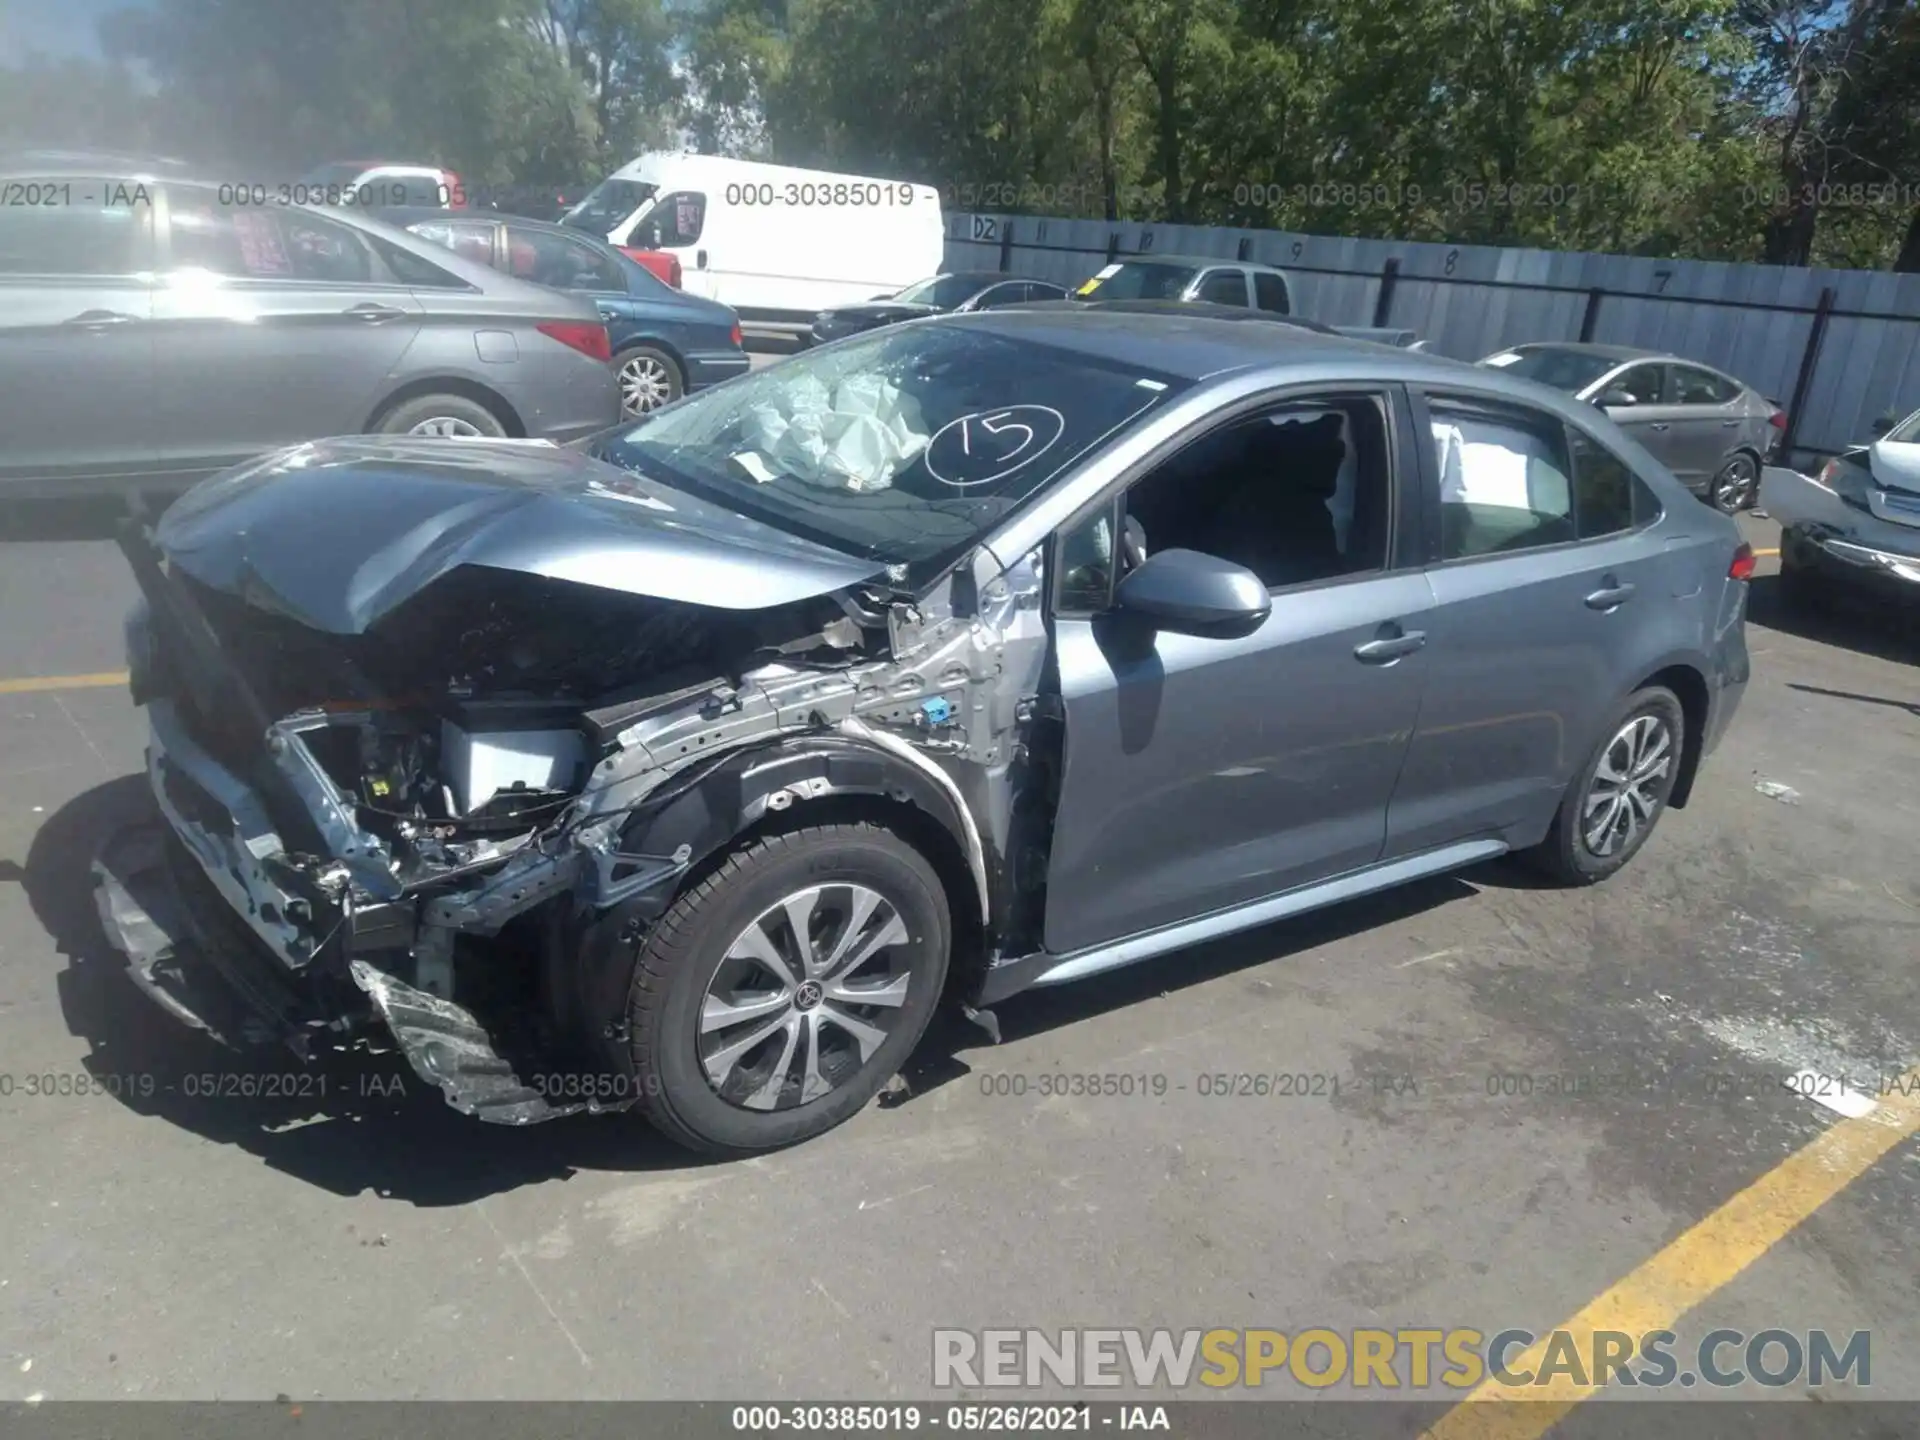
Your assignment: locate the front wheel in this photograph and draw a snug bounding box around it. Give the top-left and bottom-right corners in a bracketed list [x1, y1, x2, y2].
[1522, 686, 1686, 886]
[620, 822, 952, 1155]
[1710, 452, 1759, 513]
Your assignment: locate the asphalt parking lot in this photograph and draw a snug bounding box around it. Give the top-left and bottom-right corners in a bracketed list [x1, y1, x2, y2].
[2, 464, 1918, 1426]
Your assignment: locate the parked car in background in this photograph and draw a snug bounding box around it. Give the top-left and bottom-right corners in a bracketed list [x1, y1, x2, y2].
[473, 183, 588, 223]
[561, 152, 944, 328]
[299, 159, 467, 209]
[0, 152, 618, 496]
[1761, 402, 1920, 609]
[98, 308, 1749, 1156]
[809, 271, 1069, 345]
[1072, 255, 1296, 315]
[386, 206, 748, 416]
[1478, 342, 1783, 513]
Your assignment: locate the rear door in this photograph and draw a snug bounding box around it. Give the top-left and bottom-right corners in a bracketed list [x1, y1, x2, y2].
[1193, 267, 1252, 307]
[1385, 390, 1671, 858]
[502, 222, 634, 335]
[149, 184, 427, 475]
[0, 175, 157, 487]
[1667, 363, 1747, 478]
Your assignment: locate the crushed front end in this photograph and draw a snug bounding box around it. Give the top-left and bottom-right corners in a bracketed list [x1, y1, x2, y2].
[97, 482, 1049, 1125]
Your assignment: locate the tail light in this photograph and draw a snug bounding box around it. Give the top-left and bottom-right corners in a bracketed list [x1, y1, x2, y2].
[1729, 542, 1757, 581]
[729, 320, 743, 348]
[536, 320, 612, 363]
[1768, 410, 1787, 431]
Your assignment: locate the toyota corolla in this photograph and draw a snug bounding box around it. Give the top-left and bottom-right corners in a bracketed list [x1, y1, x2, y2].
[97, 310, 1752, 1154]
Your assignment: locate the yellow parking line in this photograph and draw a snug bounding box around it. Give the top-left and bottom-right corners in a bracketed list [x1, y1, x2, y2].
[1422, 1065, 1920, 1440]
[0, 671, 129, 696]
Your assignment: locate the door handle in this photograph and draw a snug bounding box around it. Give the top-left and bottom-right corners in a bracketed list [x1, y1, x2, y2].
[696, 249, 709, 270]
[1353, 628, 1427, 664]
[1647, 422, 1670, 431]
[344, 303, 408, 323]
[1721, 419, 1742, 427]
[1584, 580, 1637, 610]
[64, 309, 138, 326]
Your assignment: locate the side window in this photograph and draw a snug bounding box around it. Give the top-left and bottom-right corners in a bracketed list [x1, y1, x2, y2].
[1196, 269, 1248, 306]
[166, 188, 381, 284]
[641, 191, 707, 248]
[1253, 270, 1291, 314]
[1429, 400, 1576, 559]
[974, 283, 1027, 309]
[1608, 364, 1665, 405]
[1569, 430, 1653, 539]
[504, 226, 623, 290]
[1672, 365, 1736, 405]
[1057, 394, 1394, 612]
[409, 219, 497, 267]
[0, 180, 150, 275]
[1028, 282, 1067, 302]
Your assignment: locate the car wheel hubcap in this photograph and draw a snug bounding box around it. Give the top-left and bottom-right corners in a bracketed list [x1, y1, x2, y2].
[700, 883, 914, 1112]
[620, 356, 673, 415]
[1583, 713, 1673, 858]
[407, 416, 485, 438]
[1714, 456, 1756, 510]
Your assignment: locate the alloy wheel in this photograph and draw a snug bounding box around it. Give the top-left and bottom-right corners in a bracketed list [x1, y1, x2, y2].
[619, 355, 675, 415]
[699, 884, 915, 1112]
[1712, 454, 1758, 512]
[407, 416, 486, 438]
[1582, 713, 1674, 858]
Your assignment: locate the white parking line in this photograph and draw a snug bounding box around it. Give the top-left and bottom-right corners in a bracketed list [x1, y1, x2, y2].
[1785, 1068, 1879, 1118]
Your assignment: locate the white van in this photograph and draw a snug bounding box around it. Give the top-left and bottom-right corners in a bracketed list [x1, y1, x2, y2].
[560, 153, 944, 328]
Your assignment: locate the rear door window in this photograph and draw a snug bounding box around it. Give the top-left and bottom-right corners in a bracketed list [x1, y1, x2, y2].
[503, 225, 626, 291]
[409, 218, 498, 267]
[1253, 270, 1291, 314]
[1428, 400, 1576, 559]
[1609, 364, 1666, 405]
[1670, 365, 1739, 405]
[1196, 269, 1249, 305]
[1570, 429, 1661, 537]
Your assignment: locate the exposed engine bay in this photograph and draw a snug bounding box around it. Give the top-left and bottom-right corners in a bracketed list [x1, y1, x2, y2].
[102, 511, 1053, 1125]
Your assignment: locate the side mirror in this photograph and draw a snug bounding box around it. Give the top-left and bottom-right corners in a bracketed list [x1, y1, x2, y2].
[1871, 413, 1895, 437]
[1597, 387, 1637, 408]
[1112, 548, 1270, 636]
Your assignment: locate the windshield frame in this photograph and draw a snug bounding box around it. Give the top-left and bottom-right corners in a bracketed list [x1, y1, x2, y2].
[584, 320, 1194, 592]
[1483, 345, 1625, 395]
[561, 176, 659, 235]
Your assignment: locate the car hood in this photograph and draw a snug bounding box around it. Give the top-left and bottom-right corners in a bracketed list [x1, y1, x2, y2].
[1868, 436, 1920, 495]
[155, 436, 886, 635]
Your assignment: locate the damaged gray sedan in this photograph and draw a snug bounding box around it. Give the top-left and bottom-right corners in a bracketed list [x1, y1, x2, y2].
[98, 310, 1751, 1154]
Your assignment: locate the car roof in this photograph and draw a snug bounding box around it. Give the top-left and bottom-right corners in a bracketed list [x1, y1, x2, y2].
[1107, 253, 1288, 275]
[938, 306, 1462, 383]
[1504, 340, 1665, 363]
[1057, 298, 1335, 333]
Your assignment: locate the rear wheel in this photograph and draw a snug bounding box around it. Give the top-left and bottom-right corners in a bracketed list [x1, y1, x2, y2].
[373, 393, 507, 438]
[615, 345, 683, 417]
[1522, 686, 1685, 886]
[620, 822, 951, 1155]
[1710, 451, 1760, 513]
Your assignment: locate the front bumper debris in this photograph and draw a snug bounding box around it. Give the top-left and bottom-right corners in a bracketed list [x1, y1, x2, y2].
[1760, 465, 1920, 591]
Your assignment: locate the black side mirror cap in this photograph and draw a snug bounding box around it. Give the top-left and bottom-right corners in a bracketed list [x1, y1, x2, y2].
[1113, 548, 1271, 637]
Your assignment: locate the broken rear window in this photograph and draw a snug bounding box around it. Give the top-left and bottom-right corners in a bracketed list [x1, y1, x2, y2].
[587, 323, 1190, 580]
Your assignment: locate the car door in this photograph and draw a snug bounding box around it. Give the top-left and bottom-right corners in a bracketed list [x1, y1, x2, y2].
[1668, 363, 1746, 478]
[1041, 386, 1434, 957]
[148, 184, 427, 475]
[1384, 390, 1671, 859]
[632, 190, 713, 298]
[1192, 267, 1252, 307]
[0, 176, 157, 487]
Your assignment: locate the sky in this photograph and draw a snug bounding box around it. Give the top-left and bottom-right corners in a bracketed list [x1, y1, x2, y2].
[0, 0, 141, 59]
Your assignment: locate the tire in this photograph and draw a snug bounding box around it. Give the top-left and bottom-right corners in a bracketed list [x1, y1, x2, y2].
[373, 393, 507, 439]
[621, 822, 952, 1155]
[1522, 685, 1686, 886]
[1709, 451, 1760, 514]
[615, 345, 683, 417]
